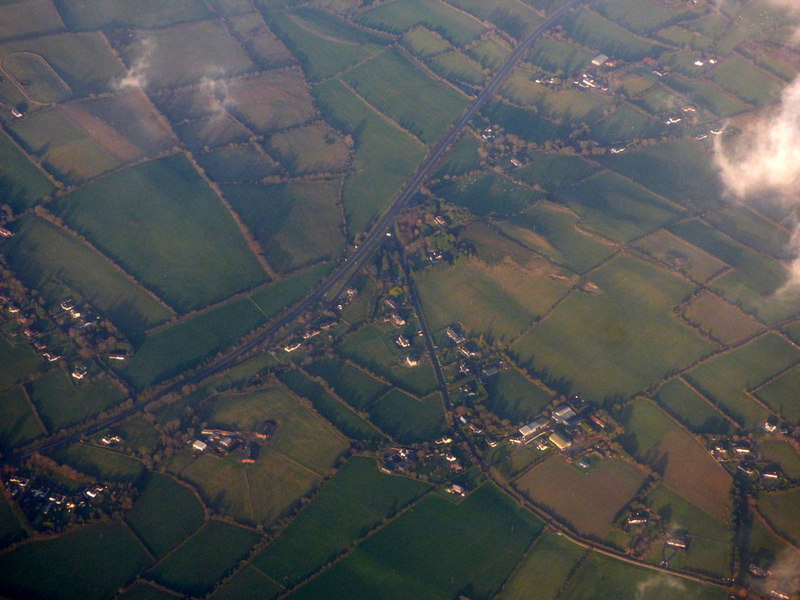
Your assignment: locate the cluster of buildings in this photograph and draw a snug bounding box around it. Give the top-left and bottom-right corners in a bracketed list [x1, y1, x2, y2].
[709, 436, 788, 486]
[191, 421, 276, 464]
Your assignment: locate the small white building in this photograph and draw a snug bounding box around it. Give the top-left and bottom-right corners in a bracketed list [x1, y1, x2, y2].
[192, 440, 208, 452]
[591, 54, 609, 66]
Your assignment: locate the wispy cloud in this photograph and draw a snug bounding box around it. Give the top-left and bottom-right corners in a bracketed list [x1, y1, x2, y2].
[116, 37, 153, 90]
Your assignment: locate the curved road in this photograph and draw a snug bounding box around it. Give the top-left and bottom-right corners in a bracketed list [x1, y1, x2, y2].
[3, 0, 587, 464]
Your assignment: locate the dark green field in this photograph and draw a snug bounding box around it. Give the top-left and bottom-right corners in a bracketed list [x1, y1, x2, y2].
[0, 386, 44, 451]
[127, 473, 206, 558]
[50, 443, 145, 482]
[253, 456, 430, 587]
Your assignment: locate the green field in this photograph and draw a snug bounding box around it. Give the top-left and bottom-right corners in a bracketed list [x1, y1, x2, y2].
[559, 171, 683, 243]
[685, 333, 800, 429]
[267, 123, 350, 176]
[402, 26, 452, 59]
[654, 378, 731, 435]
[0, 490, 25, 548]
[432, 131, 481, 177]
[53, 0, 211, 29]
[174, 115, 251, 151]
[429, 51, 487, 86]
[560, 552, 727, 600]
[127, 473, 205, 559]
[710, 56, 782, 106]
[645, 485, 732, 577]
[116, 20, 255, 89]
[356, 0, 485, 47]
[516, 454, 646, 538]
[0, 522, 152, 600]
[592, 105, 661, 144]
[253, 456, 431, 587]
[342, 48, 467, 146]
[415, 253, 572, 342]
[758, 440, 800, 480]
[434, 171, 544, 216]
[0, 386, 44, 452]
[512, 255, 713, 400]
[617, 398, 731, 520]
[3, 52, 71, 103]
[26, 370, 126, 432]
[339, 322, 440, 396]
[1, 214, 173, 340]
[0, 332, 42, 389]
[528, 37, 595, 76]
[197, 144, 281, 183]
[222, 179, 345, 273]
[446, 0, 543, 39]
[633, 229, 728, 284]
[562, 8, 666, 61]
[493, 203, 615, 274]
[758, 489, 800, 547]
[369, 389, 447, 443]
[664, 74, 751, 118]
[313, 78, 425, 233]
[276, 369, 383, 441]
[705, 204, 792, 261]
[498, 530, 587, 600]
[0, 131, 55, 211]
[755, 364, 800, 425]
[50, 443, 145, 482]
[53, 154, 267, 313]
[681, 291, 765, 346]
[116, 297, 266, 391]
[601, 142, 722, 209]
[467, 34, 511, 70]
[594, 0, 699, 34]
[207, 564, 282, 600]
[265, 7, 387, 82]
[483, 365, 553, 423]
[0, 0, 64, 42]
[117, 582, 180, 600]
[288, 483, 544, 600]
[305, 358, 390, 410]
[148, 520, 259, 596]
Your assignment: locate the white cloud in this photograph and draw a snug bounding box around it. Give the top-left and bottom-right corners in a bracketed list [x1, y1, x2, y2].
[116, 38, 153, 90]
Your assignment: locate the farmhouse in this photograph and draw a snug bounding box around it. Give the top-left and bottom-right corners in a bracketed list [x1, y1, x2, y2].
[0, 227, 13, 238]
[404, 355, 420, 367]
[395, 335, 411, 349]
[446, 325, 466, 344]
[519, 418, 548, 439]
[390, 312, 406, 327]
[549, 432, 572, 450]
[666, 535, 688, 549]
[107, 352, 127, 361]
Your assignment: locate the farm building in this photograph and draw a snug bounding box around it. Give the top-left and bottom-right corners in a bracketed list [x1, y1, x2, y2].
[591, 53, 609, 66]
[549, 432, 572, 450]
[192, 440, 208, 452]
[519, 418, 548, 439]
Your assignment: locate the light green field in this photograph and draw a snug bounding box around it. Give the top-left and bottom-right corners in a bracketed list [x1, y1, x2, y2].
[313, 78, 425, 233]
[528, 37, 595, 76]
[50, 443, 145, 482]
[0, 386, 44, 452]
[498, 531, 587, 600]
[357, 0, 485, 47]
[2, 215, 173, 339]
[26, 371, 126, 432]
[428, 51, 487, 86]
[446, 0, 543, 39]
[222, 179, 345, 273]
[559, 171, 683, 243]
[560, 552, 727, 600]
[512, 255, 713, 400]
[681, 291, 765, 346]
[148, 520, 259, 597]
[127, 473, 206, 559]
[288, 483, 544, 600]
[758, 489, 800, 547]
[467, 34, 511, 70]
[432, 131, 481, 177]
[705, 205, 791, 260]
[758, 440, 800, 480]
[516, 454, 646, 538]
[594, 0, 700, 34]
[402, 26, 452, 59]
[0, 522, 152, 600]
[175, 115, 251, 151]
[665, 74, 751, 118]
[117, 20, 255, 89]
[435, 171, 544, 216]
[592, 105, 661, 144]
[253, 456, 431, 587]
[343, 48, 467, 146]
[654, 378, 731, 435]
[686, 333, 800, 429]
[53, 154, 268, 312]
